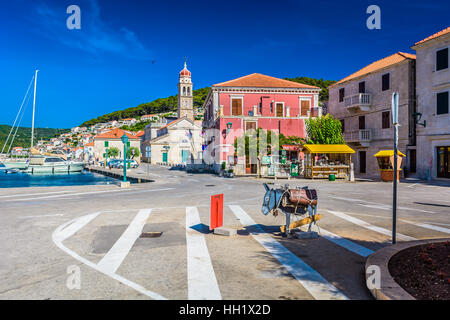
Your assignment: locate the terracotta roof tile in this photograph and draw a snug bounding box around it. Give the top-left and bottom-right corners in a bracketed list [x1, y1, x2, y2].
[212, 73, 319, 89]
[413, 26, 450, 46]
[94, 128, 141, 140]
[330, 52, 416, 87]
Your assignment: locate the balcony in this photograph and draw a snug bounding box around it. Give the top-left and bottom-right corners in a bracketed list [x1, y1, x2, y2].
[344, 93, 372, 112]
[344, 129, 372, 147]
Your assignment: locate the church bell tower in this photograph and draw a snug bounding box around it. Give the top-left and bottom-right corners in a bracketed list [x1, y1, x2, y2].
[177, 60, 194, 121]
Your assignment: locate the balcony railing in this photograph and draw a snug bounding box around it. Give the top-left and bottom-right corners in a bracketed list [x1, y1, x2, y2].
[344, 93, 372, 111]
[344, 129, 372, 146]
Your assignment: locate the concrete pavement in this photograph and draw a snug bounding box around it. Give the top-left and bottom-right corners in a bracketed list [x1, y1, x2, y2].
[0, 164, 449, 299]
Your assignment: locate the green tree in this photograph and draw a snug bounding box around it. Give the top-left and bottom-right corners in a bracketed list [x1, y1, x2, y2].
[305, 114, 345, 144]
[127, 147, 140, 159]
[107, 147, 120, 158]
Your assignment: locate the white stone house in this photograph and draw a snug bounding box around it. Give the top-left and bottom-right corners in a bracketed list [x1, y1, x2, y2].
[411, 26, 450, 179]
[147, 117, 202, 165]
[93, 128, 142, 163]
[328, 52, 417, 178]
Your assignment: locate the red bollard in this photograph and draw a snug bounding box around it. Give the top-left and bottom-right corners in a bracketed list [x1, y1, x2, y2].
[210, 194, 223, 230]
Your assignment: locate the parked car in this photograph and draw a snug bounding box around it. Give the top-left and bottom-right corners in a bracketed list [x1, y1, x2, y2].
[107, 159, 121, 168]
[116, 159, 139, 169]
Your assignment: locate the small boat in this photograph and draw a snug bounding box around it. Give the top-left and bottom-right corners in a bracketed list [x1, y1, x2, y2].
[24, 156, 85, 174]
[0, 160, 29, 170]
[5, 168, 20, 174]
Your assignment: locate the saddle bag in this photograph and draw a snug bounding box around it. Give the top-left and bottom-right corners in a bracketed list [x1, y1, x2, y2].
[287, 189, 318, 206]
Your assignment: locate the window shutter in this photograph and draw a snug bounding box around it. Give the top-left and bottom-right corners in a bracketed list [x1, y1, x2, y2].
[437, 91, 449, 115]
[231, 99, 242, 116]
[104, 141, 109, 147]
[301, 100, 310, 116]
[436, 48, 448, 71]
[276, 103, 283, 117]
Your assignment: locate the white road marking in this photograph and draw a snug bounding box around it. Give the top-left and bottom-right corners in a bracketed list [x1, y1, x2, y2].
[318, 228, 374, 257]
[0, 190, 68, 199]
[330, 196, 435, 213]
[185, 206, 221, 300]
[52, 211, 167, 300]
[5, 187, 174, 202]
[327, 210, 416, 241]
[18, 214, 64, 219]
[229, 205, 348, 300]
[97, 209, 152, 274]
[401, 220, 450, 234]
[53, 212, 101, 243]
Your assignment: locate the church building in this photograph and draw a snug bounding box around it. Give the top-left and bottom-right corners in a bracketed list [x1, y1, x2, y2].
[144, 61, 202, 165]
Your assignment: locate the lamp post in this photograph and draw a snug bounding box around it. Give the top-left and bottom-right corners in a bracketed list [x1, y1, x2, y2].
[121, 134, 129, 183]
[392, 92, 399, 244]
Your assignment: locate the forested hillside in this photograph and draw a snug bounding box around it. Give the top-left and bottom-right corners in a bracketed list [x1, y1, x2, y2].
[0, 125, 69, 151]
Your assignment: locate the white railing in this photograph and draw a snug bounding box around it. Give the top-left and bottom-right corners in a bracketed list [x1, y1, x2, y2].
[344, 93, 372, 108]
[344, 129, 371, 143]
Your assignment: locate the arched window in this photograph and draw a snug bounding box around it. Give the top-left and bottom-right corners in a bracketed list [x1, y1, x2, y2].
[187, 87, 190, 95]
[183, 87, 186, 95]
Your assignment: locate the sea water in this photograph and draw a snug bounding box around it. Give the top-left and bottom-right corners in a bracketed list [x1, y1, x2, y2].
[0, 166, 119, 188]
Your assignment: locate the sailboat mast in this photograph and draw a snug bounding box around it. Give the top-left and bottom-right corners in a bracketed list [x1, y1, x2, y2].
[31, 69, 38, 148]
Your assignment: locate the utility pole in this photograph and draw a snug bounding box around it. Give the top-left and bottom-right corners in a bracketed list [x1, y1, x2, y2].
[392, 92, 399, 244]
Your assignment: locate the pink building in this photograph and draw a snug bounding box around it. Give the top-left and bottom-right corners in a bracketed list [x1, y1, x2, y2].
[202, 73, 321, 174]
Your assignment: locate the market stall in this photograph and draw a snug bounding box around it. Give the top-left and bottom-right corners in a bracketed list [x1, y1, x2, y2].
[373, 150, 405, 182]
[302, 144, 355, 179]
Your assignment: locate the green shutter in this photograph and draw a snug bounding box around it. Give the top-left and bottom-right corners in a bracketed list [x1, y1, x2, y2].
[127, 142, 130, 147]
[104, 141, 109, 147]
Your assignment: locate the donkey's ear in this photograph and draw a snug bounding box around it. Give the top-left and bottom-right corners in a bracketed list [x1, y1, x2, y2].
[263, 183, 270, 192]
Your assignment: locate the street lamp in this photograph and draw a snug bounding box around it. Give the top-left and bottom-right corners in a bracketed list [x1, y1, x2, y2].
[121, 133, 129, 182]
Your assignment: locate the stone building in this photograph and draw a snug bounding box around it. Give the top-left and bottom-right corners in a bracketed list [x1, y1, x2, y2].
[93, 128, 141, 163]
[328, 52, 417, 178]
[411, 26, 450, 179]
[202, 73, 321, 175]
[142, 62, 202, 165]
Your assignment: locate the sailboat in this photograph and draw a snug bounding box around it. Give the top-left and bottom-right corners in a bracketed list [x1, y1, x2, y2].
[1, 70, 85, 173]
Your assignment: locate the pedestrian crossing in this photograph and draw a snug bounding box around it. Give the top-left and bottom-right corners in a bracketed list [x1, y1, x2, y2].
[52, 204, 450, 300]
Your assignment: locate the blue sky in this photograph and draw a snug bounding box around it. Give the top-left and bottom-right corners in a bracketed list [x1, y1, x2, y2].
[0, 0, 448, 128]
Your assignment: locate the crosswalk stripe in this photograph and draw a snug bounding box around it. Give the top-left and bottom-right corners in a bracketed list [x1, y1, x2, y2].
[186, 207, 222, 300]
[403, 221, 450, 234]
[229, 205, 348, 300]
[327, 210, 416, 241]
[97, 209, 152, 274]
[318, 228, 374, 257]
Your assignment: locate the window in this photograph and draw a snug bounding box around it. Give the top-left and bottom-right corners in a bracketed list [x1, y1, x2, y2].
[300, 100, 310, 116]
[382, 111, 390, 129]
[183, 87, 186, 95]
[104, 141, 109, 147]
[359, 116, 365, 130]
[276, 103, 283, 117]
[259, 102, 262, 114]
[187, 87, 191, 95]
[340, 119, 345, 133]
[359, 81, 365, 93]
[231, 98, 242, 116]
[339, 88, 345, 102]
[436, 48, 448, 71]
[437, 91, 449, 115]
[382, 74, 390, 91]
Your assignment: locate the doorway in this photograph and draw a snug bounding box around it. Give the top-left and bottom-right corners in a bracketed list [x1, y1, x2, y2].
[359, 151, 366, 173]
[162, 152, 168, 163]
[437, 146, 449, 178]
